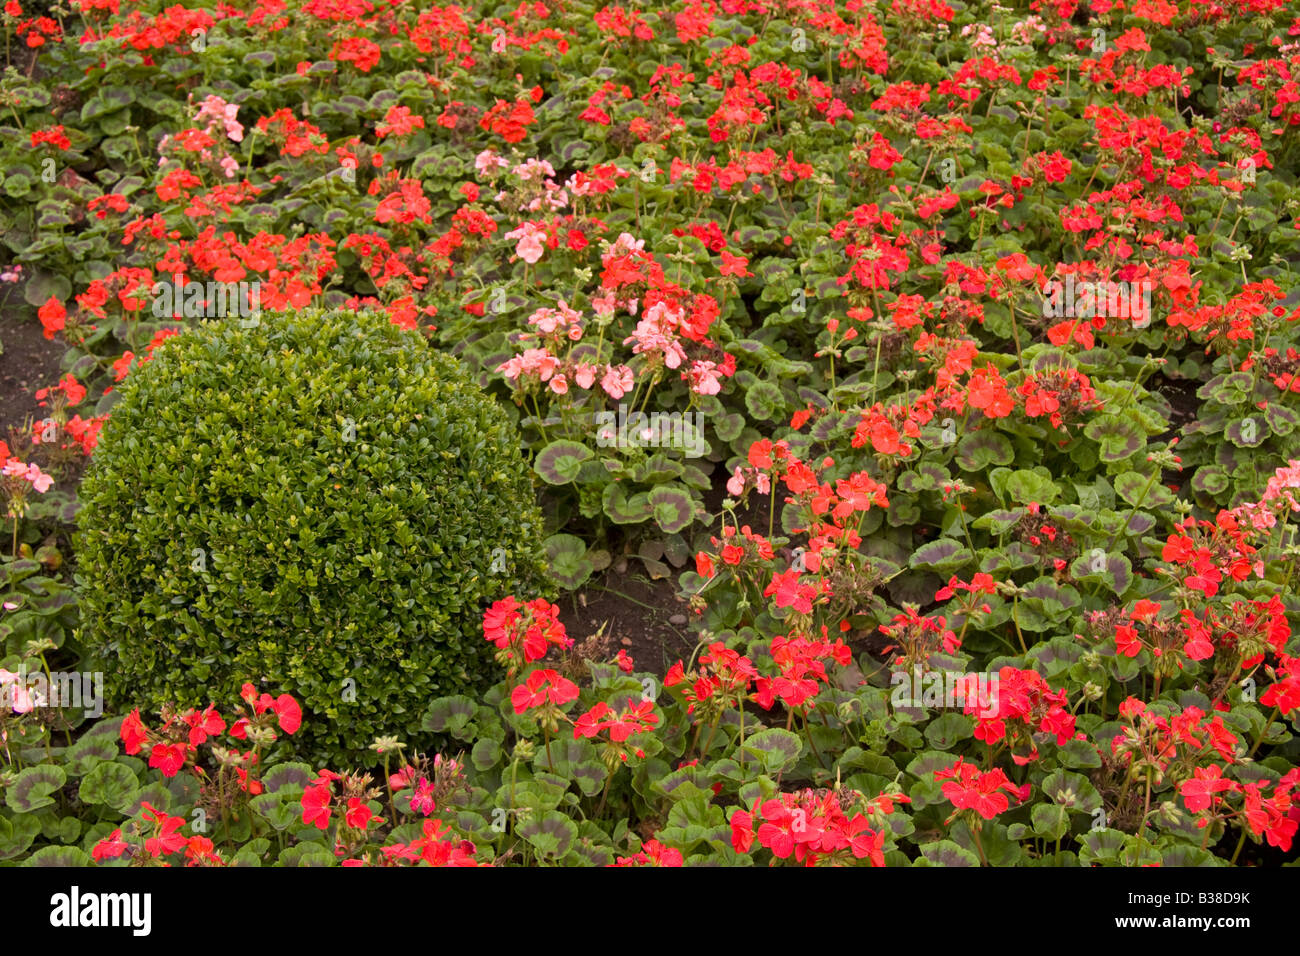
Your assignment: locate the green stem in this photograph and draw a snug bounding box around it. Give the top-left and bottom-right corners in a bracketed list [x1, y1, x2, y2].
[1247, 705, 1281, 760]
[1104, 468, 1159, 553]
[802, 710, 827, 769]
[1229, 826, 1249, 865]
[1007, 290, 1024, 372]
[594, 771, 615, 818]
[970, 819, 989, 866]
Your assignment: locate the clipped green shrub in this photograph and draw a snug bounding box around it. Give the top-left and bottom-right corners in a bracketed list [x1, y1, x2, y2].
[75, 307, 551, 762]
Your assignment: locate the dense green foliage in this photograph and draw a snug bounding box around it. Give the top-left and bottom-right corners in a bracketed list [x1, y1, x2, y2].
[73, 307, 552, 761]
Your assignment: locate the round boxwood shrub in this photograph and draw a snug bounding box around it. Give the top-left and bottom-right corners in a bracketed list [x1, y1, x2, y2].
[76, 307, 552, 762]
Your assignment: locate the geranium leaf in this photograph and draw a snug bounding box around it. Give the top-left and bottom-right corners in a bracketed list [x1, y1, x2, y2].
[545, 533, 593, 589]
[602, 483, 652, 524]
[77, 762, 139, 812]
[518, 811, 578, 858]
[910, 538, 974, 574]
[421, 695, 478, 737]
[916, 840, 981, 867]
[5, 766, 66, 813]
[534, 440, 593, 485]
[954, 430, 1014, 471]
[648, 485, 695, 534]
[740, 728, 802, 774]
[24, 846, 92, 867]
[1083, 415, 1146, 462]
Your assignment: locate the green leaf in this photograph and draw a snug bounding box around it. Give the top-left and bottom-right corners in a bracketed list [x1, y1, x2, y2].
[924, 713, 974, 750]
[5, 766, 66, 813]
[910, 538, 974, 574]
[278, 843, 338, 867]
[0, 812, 40, 859]
[602, 482, 652, 524]
[1160, 845, 1222, 866]
[1113, 470, 1173, 508]
[1263, 403, 1297, 436]
[560, 141, 591, 163]
[0, 559, 40, 589]
[471, 736, 502, 772]
[954, 430, 1014, 471]
[1003, 469, 1061, 505]
[250, 791, 301, 831]
[1059, 738, 1103, 769]
[745, 381, 785, 421]
[740, 728, 802, 774]
[544, 533, 594, 589]
[534, 440, 592, 485]
[631, 453, 686, 484]
[970, 508, 1025, 534]
[1077, 828, 1128, 866]
[1040, 769, 1103, 814]
[1197, 371, 1254, 404]
[1224, 416, 1266, 448]
[1191, 466, 1229, 496]
[46, 814, 80, 844]
[657, 794, 727, 851]
[232, 838, 272, 866]
[22, 270, 72, 308]
[1069, 550, 1133, 596]
[78, 762, 140, 812]
[904, 750, 960, 781]
[916, 839, 981, 867]
[24, 845, 92, 866]
[421, 695, 478, 738]
[262, 762, 314, 794]
[518, 811, 578, 858]
[713, 412, 744, 442]
[1083, 415, 1146, 462]
[1031, 803, 1070, 840]
[648, 485, 695, 534]
[63, 724, 121, 776]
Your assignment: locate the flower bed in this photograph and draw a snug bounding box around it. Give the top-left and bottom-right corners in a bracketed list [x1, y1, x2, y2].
[0, 0, 1298, 866]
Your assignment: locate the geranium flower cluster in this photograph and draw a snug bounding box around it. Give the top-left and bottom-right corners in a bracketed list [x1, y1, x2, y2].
[376, 819, 481, 867]
[1114, 594, 1290, 681]
[387, 750, 468, 819]
[301, 769, 381, 837]
[482, 595, 572, 675]
[1110, 697, 1242, 778]
[665, 641, 758, 720]
[611, 839, 683, 867]
[730, 787, 907, 866]
[573, 698, 659, 765]
[1180, 765, 1300, 853]
[1, 450, 54, 518]
[935, 758, 1031, 822]
[1159, 512, 1263, 598]
[119, 683, 300, 782]
[92, 803, 223, 867]
[879, 605, 962, 669]
[752, 629, 852, 712]
[965, 667, 1076, 766]
[93, 686, 302, 866]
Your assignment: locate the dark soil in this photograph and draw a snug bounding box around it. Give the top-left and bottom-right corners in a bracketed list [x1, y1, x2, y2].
[552, 455, 787, 678]
[557, 569, 698, 679]
[0, 298, 65, 446]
